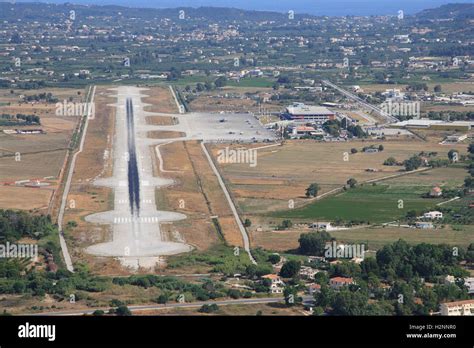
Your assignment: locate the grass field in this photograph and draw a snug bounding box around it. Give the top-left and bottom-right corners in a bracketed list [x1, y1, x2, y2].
[272, 183, 444, 223]
[215, 139, 467, 215]
[252, 225, 474, 252]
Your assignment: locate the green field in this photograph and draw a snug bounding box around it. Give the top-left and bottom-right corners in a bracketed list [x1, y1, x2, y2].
[330, 225, 474, 250]
[272, 184, 444, 223]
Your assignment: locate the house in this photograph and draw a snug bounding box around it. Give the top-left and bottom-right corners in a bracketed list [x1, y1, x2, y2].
[415, 221, 434, 229]
[290, 126, 323, 138]
[307, 256, 326, 263]
[440, 299, 474, 316]
[329, 277, 354, 290]
[262, 274, 285, 294]
[430, 186, 443, 197]
[308, 283, 321, 295]
[464, 277, 474, 294]
[299, 266, 318, 280]
[309, 222, 332, 231]
[423, 211, 443, 220]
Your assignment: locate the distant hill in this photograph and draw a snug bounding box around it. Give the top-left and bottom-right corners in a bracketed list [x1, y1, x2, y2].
[0, 3, 298, 22]
[417, 3, 474, 19]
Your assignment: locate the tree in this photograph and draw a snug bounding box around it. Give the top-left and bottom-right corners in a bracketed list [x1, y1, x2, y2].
[278, 220, 293, 230]
[283, 286, 300, 306]
[156, 294, 169, 304]
[115, 305, 132, 316]
[92, 310, 104, 316]
[306, 183, 320, 197]
[384, 157, 397, 166]
[214, 76, 227, 88]
[378, 145, 384, 152]
[243, 219, 252, 227]
[434, 85, 442, 93]
[196, 83, 205, 92]
[268, 254, 281, 264]
[404, 155, 423, 171]
[347, 178, 358, 188]
[298, 231, 332, 256]
[314, 272, 329, 285]
[280, 260, 301, 278]
[331, 289, 370, 316]
[198, 304, 219, 313]
[351, 148, 358, 154]
[448, 149, 458, 162]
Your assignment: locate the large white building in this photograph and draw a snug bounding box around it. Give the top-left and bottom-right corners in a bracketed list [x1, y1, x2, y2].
[423, 211, 443, 220]
[282, 103, 335, 124]
[440, 300, 474, 316]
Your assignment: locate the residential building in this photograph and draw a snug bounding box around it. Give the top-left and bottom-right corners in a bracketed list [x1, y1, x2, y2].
[423, 211, 443, 220]
[262, 274, 285, 294]
[329, 277, 354, 290]
[430, 186, 443, 197]
[464, 277, 474, 294]
[308, 283, 321, 295]
[299, 266, 318, 280]
[310, 222, 332, 231]
[440, 300, 474, 316]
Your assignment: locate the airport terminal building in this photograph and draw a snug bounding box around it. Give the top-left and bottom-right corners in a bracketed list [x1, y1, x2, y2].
[281, 103, 335, 124]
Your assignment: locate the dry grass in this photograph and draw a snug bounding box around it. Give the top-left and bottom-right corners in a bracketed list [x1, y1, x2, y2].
[214, 139, 468, 214]
[142, 87, 178, 113]
[145, 116, 177, 126]
[147, 130, 186, 139]
[0, 186, 53, 211]
[155, 140, 243, 249]
[61, 86, 117, 274]
[252, 224, 474, 252]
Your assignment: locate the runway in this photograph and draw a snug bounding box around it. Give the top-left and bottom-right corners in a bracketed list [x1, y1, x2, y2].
[85, 86, 192, 268]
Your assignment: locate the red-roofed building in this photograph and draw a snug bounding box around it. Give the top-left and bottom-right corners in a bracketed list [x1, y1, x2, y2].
[308, 283, 321, 295]
[430, 186, 443, 197]
[330, 277, 354, 290]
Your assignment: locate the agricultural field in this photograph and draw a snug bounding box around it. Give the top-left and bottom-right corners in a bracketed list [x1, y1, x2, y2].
[359, 81, 474, 94]
[252, 224, 474, 252]
[0, 87, 84, 212]
[273, 182, 443, 223]
[214, 139, 468, 215]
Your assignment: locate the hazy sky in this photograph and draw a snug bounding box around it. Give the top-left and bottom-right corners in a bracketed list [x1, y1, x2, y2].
[14, 0, 474, 16]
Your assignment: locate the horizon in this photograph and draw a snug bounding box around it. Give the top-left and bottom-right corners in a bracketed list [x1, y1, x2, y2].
[11, 0, 474, 16]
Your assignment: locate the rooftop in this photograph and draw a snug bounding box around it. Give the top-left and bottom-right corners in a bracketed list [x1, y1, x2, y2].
[441, 299, 474, 308]
[286, 104, 334, 116]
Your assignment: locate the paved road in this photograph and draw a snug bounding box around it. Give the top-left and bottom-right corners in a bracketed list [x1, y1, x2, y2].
[57, 85, 96, 273]
[322, 80, 398, 124]
[200, 142, 257, 265]
[28, 296, 301, 316]
[28, 296, 315, 316]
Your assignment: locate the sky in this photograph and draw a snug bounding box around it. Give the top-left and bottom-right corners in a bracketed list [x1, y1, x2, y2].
[13, 0, 474, 16]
